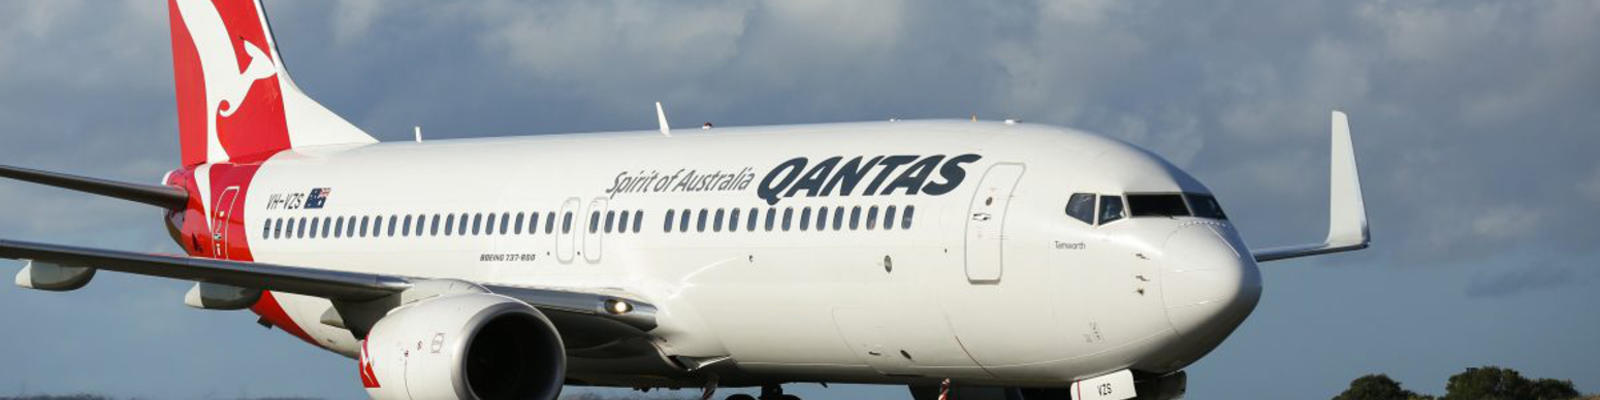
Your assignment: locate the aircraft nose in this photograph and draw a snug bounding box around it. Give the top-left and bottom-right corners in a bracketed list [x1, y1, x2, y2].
[1161, 224, 1262, 337]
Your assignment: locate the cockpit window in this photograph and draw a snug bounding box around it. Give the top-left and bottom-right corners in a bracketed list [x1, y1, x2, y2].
[1065, 193, 1095, 224]
[1186, 193, 1228, 220]
[1127, 194, 1190, 217]
[1099, 195, 1125, 224]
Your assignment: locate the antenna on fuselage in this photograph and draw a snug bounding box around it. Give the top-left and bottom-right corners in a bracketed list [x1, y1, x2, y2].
[656, 102, 671, 137]
[413, 126, 422, 143]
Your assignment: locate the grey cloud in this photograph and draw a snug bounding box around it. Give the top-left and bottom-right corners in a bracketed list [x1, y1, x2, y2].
[1465, 264, 1590, 299]
[3, 0, 1600, 398]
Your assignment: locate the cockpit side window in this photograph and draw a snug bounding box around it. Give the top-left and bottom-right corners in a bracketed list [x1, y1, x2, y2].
[1186, 193, 1228, 220]
[1128, 194, 1190, 217]
[1099, 195, 1125, 224]
[1065, 193, 1095, 225]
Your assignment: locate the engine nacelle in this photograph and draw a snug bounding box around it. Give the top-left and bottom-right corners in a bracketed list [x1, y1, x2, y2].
[14, 260, 95, 291]
[361, 293, 566, 400]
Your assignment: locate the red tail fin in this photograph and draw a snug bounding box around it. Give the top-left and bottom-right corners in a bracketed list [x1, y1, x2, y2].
[168, 0, 374, 167]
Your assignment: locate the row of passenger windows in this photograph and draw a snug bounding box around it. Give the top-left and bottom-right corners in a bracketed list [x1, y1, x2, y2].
[261, 204, 919, 240]
[662, 205, 915, 233]
[1065, 192, 1228, 226]
[261, 210, 645, 240]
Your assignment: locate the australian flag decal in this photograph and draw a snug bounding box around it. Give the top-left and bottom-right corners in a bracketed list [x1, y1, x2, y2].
[305, 188, 332, 209]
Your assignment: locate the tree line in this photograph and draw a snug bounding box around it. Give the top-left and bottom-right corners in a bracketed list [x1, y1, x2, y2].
[1334, 366, 1592, 400]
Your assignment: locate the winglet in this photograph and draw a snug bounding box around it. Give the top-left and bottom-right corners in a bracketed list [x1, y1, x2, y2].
[1326, 111, 1369, 248]
[656, 101, 671, 137]
[1251, 111, 1371, 262]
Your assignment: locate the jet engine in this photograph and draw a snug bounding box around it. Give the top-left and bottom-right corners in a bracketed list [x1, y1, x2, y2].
[360, 293, 566, 400]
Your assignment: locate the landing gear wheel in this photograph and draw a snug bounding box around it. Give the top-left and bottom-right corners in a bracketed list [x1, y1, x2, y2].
[778, 395, 802, 400]
[725, 395, 756, 400]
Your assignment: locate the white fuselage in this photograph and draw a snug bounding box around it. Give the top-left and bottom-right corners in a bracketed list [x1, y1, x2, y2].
[225, 120, 1261, 387]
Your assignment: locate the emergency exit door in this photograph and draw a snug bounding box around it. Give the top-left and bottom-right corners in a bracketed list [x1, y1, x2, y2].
[963, 164, 1024, 283]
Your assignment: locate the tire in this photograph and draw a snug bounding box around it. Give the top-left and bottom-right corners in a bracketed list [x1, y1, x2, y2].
[726, 394, 757, 400]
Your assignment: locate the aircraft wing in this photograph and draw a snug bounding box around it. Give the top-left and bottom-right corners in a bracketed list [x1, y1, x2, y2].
[1250, 111, 1371, 262]
[0, 238, 657, 336]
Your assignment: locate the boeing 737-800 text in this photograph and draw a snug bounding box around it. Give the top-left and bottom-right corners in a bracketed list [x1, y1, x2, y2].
[0, 2, 1370, 400]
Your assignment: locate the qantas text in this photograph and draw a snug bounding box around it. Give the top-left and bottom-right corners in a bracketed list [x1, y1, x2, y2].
[757, 154, 982, 205]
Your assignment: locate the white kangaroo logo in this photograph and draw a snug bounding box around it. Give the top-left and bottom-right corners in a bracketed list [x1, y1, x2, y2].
[216, 41, 276, 117]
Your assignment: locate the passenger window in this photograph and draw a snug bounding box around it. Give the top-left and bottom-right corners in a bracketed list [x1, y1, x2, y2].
[444, 214, 455, 236]
[664, 209, 676, 232]
[274, 218, 284, 239]
[782, 207, 793, 231]
[616, 210, 628, 233]
[528, 212, 539, 235]
[372, 216, 382, 237]
[866, 206, 879, 230]
[902, 205, 915, 229]
[1186, 193, 1228, 220]
[460, 213, 471, 235]
[545, 212, 555, 234]
[605, 211, 615, 233]
[500, 212, 511, 234]
[729, 208, 741, 232]
[263, 222, 271, 240]
[309, 217, 320, 238]
[713, 209, 725, 232]
[747, 208, 759, 232]
[403, 215, 414, 236]
[431, 214, 442, 236]
[322, 217, 332, 238]
[386, 216, 396, 237]
[358, 216, 368, 238]
[296, 217, 306, 238]
[817, 207, 829, 231]
[679, 209, 691, 232]
[696, 209, 708, 232]
[347, 216, 357, 238]
[590, 211, 600, 234]
[486, 213, 497, 235]
[474, 213, 485, 236]
[765, 208, 776, 231]
[1065, 193, 1096, 224]
[800, 207, 812, 231]
[562, 212, 573, 234]
[850, 206, 862, 230]
[884, 206, 897, 230]
[334, 217, 344, 238]
[633, 210, 644, 233]
[1099, 195, 1126, 224]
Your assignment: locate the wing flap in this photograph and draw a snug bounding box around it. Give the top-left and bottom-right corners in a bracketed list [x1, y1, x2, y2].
[1, 238, 661, 345]
[0, 238, 407, 300]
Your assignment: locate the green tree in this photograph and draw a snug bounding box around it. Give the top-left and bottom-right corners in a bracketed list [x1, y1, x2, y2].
[1528, 378, 1582, 400]
[1444, 366, 1580, 400]
[1333, 374, 1424, 400]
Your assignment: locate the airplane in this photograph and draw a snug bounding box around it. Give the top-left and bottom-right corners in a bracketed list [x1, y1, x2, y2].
[0, 1, 1370, 400]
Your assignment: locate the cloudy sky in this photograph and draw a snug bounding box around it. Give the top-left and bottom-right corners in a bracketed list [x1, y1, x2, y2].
[1, 0, 1597, 399]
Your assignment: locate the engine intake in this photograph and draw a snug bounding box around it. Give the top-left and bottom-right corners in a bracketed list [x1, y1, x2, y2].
[362, 293, 566, 400]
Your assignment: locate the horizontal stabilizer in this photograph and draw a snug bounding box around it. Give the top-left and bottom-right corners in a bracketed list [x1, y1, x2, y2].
[0, 165, 189, 209]
[1252, 111, 1371, 262]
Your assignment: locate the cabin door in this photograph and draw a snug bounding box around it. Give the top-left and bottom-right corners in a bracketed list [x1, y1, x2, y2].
[963, 164, 1024, 283]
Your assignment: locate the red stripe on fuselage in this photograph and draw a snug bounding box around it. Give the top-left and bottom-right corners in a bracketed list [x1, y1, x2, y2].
[169, 159, 319, 346]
